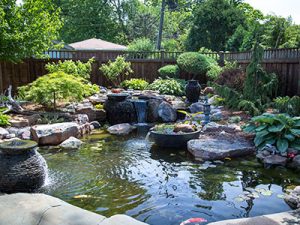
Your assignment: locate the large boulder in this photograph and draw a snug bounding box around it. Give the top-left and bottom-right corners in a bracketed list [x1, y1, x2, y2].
[147, 99, 163, 123]
[0, 193, 148, 225]
[75, 104, 106, 122]
[107, 123, 136, 135]
[31, 122, 80, 145]
[187, 135, 255, 161]
[158, 101, 177, 122]
[59, 137, 83, 149]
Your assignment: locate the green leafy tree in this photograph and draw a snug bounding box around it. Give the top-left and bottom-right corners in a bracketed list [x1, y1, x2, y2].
[0, 0, 62, 62]
[186, 0, 245, 51]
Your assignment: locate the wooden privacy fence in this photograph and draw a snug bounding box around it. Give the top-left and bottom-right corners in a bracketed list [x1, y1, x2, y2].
[0, 48, 299, 96]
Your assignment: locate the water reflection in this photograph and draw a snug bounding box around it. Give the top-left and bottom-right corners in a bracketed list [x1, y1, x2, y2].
[40, 131, 300, 225]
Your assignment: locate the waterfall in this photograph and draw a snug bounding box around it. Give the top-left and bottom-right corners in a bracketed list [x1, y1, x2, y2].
[133, 100, 147, 124]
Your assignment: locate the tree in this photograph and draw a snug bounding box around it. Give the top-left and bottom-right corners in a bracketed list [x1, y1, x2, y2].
[186, 0, 245, 51]
[0, 0, 62, 62]
[57, 0, 120, 44]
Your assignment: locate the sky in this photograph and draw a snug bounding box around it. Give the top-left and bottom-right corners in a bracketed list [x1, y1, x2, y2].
[244, 0, 300, 24]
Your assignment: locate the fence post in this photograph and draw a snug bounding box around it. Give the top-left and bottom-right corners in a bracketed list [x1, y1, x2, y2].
[218, 51, 225, 66]
[161, 50, 165, 67]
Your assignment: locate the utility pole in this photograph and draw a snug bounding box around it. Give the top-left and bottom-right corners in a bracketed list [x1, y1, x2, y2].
[156, 0, 166, 50]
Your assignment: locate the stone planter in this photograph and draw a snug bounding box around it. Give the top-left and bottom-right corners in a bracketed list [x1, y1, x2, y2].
[149, 130, 201, 148]
[185, 80, 201, 103]
[0, 140, 47, 193]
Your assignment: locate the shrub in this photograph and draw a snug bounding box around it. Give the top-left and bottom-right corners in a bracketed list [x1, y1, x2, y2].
[162, 39, 181, 51]
[18, 71, 99, 107]
[158, 65, 180, 78]
[120, 79, 149, 90]
[45, 58, 94, 79]
[243, 113, 300, 153]
[274, 96, 300, 116]
[177, 52, 210, 78]
[215, 67, 246, 92]
[206, 57, 222, 80]
[0, 113, 11, 127]
[127, 38, 155, 52]
[148, 78, 185, 96]
[99, 56, 133, 87]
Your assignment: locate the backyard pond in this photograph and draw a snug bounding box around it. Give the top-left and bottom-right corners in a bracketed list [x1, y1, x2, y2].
[40, 128, 300, 225]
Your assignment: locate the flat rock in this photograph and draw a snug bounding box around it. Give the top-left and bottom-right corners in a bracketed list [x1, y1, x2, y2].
[0, 193, 147, 225]
[187, 136, 255, 161]
[107, 123, 136, 135]
[60, 137, 83, 149]
[207, 209, 300, 225]
[31, 122, 80, 145]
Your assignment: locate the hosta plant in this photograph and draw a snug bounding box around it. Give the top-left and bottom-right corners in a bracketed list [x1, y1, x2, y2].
[243, 113, 300, 153]
[0, 113, 11, 127]
[120, 79, 149, 90]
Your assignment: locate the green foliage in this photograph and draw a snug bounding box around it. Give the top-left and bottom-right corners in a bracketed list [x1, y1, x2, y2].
[186, 0, 245, 51]
[158, 65, 180, 79]
[37, 114, 65, 124]
[212, 83, 242, 109]
[243, 113, 300, 153]
[206, 57, 222, 80]
[274, 96, 300, 116]
[18, 72, 99, 107]
[243, 43, 278, 103]
[0, 113, 10, 127]
[99, 56, 133, 86]
[127, 38, 155, 52]
[45, 58, 94, 79]
[148, 78, 185, 96]
[162, 39, 182, 51]
[95, 104, 104, 110]
[177, 110, 203, 124]
[0, 0, 62, 62]
[120, 79, 149, 90]
[177, 52, 210, 78]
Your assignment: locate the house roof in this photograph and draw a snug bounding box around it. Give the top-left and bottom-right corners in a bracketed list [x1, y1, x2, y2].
[69, 38, 127, 50]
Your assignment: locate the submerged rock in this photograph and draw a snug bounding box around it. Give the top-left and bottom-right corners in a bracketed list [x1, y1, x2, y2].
[107, 123, 136, 135]
[60, 137, 83, 149]
[0, 193, 148, 225]
[31, 122, 80, 145]
[187, 136, 255, 161]
[158, 101, 177, 122]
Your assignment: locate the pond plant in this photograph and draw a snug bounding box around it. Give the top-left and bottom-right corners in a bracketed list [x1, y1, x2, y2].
[243, 113, 300, 153]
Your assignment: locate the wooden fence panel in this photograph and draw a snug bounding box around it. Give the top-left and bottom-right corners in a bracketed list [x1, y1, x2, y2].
[0, 48, 299, 96]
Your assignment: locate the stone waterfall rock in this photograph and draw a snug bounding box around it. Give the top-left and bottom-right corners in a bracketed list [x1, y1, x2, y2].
[187, 135, 255, 161]
[147, 99, 163, 123]
[158, 101, 177, 122]
[0, 193, 148, 225]
[31, 122, 80, 145]
[105, 100, 137, 125]
[285, 186, 300, 209]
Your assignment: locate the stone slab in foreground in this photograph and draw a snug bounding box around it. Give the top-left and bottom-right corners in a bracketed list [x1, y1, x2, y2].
[187, 135, 255, 161]
[207, 209, 300, 225]
[0, 193, 148, 225]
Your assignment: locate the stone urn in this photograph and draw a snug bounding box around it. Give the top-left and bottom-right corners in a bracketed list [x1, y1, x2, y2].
[185, 80, 201, 103]
[0, 140, 48, 193]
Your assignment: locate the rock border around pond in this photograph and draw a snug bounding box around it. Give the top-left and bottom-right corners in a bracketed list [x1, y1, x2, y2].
[0, 193, 148, 225]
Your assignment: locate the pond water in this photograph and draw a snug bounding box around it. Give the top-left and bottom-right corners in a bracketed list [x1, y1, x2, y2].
[41, 128, 300, 225]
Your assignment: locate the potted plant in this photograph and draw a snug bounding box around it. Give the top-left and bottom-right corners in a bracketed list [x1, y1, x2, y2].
[177, 52, 211, 103]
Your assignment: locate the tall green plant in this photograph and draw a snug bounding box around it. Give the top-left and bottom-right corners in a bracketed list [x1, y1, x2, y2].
[99, 56, 133, 87]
